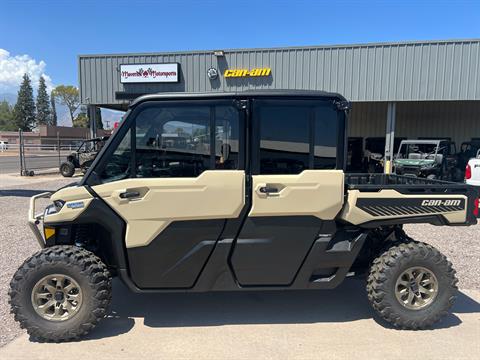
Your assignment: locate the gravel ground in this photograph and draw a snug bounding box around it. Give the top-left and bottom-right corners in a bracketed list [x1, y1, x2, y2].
[404, 223, 480, 290]
[0, 176, 74, 347]
[0, 176, 479, 347]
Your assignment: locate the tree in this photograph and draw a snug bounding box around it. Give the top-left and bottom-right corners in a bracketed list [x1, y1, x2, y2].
[72, 109, 89, 127]
[71, 106, 103, 129]
[13, 74, 36, 130]
[52, 85, 79, 122]
[0, 100, 16, 131]
[35, 76, 51, 125]
[50, 91, 58, 126]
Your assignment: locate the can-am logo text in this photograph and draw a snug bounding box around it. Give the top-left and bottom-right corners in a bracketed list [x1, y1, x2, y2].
[224, 67, 271, 78]
[421, 199, 462, 207]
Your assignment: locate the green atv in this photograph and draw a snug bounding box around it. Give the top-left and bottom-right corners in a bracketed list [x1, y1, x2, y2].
[394, 139, 462, 181]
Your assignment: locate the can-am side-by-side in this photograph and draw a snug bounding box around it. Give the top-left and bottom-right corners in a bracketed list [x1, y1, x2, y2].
[9, 91, 479, 341]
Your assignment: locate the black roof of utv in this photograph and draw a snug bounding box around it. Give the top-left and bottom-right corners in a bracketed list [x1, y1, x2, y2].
[129, 90, 348, 108]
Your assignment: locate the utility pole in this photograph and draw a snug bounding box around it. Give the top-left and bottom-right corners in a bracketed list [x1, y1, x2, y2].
[88, 105, 97, 139]
[384, 102, 396, 174]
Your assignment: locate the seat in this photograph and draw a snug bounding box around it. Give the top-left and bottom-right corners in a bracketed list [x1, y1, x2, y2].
[435, 154, 443, 165]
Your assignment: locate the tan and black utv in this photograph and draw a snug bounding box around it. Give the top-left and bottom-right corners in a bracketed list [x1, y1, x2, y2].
[9, 91, 479, 341]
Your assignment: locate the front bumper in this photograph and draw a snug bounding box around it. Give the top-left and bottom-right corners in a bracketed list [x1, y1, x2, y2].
[28, 192, 52, 248]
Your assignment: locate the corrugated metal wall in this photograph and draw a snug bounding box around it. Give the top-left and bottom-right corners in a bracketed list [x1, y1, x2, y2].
[349, 102, 387, 137]
[396, 101, 480, 146]
[79, 40, 480, 107]
[349, 101, 480, 146]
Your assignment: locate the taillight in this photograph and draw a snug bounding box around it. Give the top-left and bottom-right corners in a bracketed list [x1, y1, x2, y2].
[465, 164, 472, 180]
[474, 198, 479, 217]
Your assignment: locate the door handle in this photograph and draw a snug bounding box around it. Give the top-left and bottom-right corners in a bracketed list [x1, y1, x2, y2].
[119, 190, 141, 199]
[259, 186, 279, 194]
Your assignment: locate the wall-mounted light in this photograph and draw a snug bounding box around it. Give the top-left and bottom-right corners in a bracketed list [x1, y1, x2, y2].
[214, 50, 225, 57]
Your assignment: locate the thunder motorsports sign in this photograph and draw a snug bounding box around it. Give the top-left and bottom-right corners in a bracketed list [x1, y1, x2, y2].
[120, 63, 179, 83]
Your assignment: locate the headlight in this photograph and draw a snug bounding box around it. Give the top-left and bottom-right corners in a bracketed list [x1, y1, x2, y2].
[45, 200, 65, 216]
[53, 200, 65, 211]
[45, 204, 57, 216]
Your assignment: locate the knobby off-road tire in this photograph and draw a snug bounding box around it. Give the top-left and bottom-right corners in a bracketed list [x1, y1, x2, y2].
[9, 245, 112, 342]
[367, 241, 457, 330]
[60, 161, 75, 177]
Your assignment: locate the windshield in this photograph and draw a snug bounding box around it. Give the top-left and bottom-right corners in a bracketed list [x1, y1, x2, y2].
[77, 139, 106, 152]
[397, 143, 438, 160]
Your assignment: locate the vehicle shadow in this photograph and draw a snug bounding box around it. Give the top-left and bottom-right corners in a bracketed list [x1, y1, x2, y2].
[84, 279, 480, 341]
[0, 189, 52, 197]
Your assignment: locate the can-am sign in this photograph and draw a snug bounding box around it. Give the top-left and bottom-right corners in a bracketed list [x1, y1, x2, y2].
[120, 63, 179, 83]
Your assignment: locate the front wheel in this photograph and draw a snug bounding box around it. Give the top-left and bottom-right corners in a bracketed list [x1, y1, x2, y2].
[9, 246, 111, 341]
[367, 241, 457, 329]
[60, 161, 75, 177]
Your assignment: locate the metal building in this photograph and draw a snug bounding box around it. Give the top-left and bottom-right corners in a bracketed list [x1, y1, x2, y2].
[78, 39, 480, 171]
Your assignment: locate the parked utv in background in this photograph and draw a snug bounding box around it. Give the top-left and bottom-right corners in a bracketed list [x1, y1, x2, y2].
[59, 137, 109, 177]
[394, 139, 462, 181]
[346, 137, 364, 172]
[363, 137, 404, 173]
[9, 91, 480, 342]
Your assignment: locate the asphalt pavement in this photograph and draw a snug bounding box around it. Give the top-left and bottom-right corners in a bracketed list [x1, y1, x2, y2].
[0, 155, 62, 174]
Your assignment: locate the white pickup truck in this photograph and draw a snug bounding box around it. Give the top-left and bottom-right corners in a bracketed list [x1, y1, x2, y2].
[465, 149, 480, 186]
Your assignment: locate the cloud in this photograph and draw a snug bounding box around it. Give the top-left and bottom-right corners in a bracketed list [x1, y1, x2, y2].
[0, 48, 54, 94]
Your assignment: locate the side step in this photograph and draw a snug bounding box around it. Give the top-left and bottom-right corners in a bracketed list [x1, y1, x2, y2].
[292, 231, 367, 290]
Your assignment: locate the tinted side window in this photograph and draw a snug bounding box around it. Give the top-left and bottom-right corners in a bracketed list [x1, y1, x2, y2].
[259, 106, 310, 174]
[98, 103, 241, 183]
[135, 106, 211, 178]
[100, 129, 132, 183]
[314, 106, 337, 169]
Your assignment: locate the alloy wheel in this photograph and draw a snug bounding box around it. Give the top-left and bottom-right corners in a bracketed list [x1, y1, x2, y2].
[395, 266, 439, 310]
[31, 274, 83, 321]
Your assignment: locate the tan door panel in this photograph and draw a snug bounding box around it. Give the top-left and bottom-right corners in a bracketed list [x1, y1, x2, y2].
[250, 170, 344, 219]
[92, 170, 245, 248]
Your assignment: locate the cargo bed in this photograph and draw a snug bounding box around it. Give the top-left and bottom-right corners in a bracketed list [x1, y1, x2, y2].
[341, 173, 479, 227]
[347, 173, 464, 188]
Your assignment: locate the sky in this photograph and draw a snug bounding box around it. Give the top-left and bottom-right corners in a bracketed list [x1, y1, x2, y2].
[0, 0, 479, 124]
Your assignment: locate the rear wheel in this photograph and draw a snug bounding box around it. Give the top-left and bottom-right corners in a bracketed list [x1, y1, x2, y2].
[367, 241, 457, 329]
[9, 246, 111, 341]
[60, 161, 75, 177]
